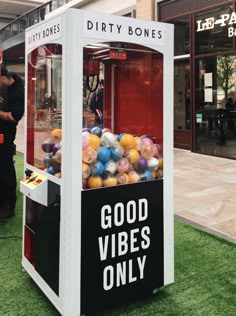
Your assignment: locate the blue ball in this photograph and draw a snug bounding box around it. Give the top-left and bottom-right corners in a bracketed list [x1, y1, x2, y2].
[91, 126, 102, 137]
[110, 144, 124, 160]
[97, 147, 111, 163]
[144, 169, 153, 181]
[117, 133, 126, 141]
[48, 166, 56, 175]
[90, 161, 104, 176]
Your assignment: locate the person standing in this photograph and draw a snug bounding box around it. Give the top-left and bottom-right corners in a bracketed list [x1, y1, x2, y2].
[0, 67, 24, 221]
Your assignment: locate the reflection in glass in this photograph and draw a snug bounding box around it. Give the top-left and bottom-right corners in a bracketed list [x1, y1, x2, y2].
[174, 62, 190, 130]
[172, 16, 190, 56]
[27, 44, 62, 178]
[195, 55, 236, 158]
[195, 5, 233, 54]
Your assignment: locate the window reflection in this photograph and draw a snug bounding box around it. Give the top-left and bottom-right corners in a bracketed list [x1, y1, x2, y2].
[195, 5, 233, 54]
[195, 55, 236, 158]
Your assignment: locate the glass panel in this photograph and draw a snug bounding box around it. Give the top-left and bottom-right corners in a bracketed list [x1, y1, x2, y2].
[82, 42, 163, 189]
[174, 62, 190, 130]
[27, 44, 62, 178]
[195, 55, 236, 158]
[172, 16, 190, 56]
[195, 5, 233, 55]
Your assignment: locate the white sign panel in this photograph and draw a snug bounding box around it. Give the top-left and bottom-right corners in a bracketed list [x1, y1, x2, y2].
[83, 11, 165, 46]
[204, 73, 213, 87]
[26, 16, 62, 51]
[204, 88, 213, 102]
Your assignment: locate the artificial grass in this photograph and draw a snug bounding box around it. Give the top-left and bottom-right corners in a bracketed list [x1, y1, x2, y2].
[0, 153, 236, 315]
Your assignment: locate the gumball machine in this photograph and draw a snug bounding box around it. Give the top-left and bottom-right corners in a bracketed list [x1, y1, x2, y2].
[20, 9, 174, 316]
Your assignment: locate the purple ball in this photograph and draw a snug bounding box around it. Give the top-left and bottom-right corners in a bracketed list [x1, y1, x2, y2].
[52, 143, 61, 155]
[137, 157, 148, 171]
[42, 139, 55, 153]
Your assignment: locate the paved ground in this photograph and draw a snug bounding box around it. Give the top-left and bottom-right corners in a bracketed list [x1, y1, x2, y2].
[15, 118, 236, 243]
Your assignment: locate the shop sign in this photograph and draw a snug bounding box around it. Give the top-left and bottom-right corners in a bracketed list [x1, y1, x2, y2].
[196, 113, 203, 123]
[83, 11, 165, 46]
[81, 180, 164, 313]
[26, 16, 62, 50]
[196, 12, 236, 37]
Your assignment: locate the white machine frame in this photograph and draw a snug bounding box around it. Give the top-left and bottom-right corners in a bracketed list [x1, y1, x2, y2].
[22, 9, 174, 316]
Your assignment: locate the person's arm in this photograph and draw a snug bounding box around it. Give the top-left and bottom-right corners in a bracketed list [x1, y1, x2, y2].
[0, 111, 16, 122]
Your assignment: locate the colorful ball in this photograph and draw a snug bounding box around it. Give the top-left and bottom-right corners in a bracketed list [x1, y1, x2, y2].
[102, 128, 112, 134]
[120, 133, 135, 149]
[117, 133, 126, 141]
[140, 144, 155, 160]
[88, 176, 103, 189]
[43, 154, 51, 168]
[116, 158, 129, 173]
[97, 147, 111, 163]
[124, 148, 139, 164]
[133, 136, 141, 151]
[42, 139, 55, 153]
[82, 131, 91, 139]
[128, 171, 140, 183]
[55, 172, 61, 178]
[137, 157, 148, 171]
[110, 144, 124, 160]
[82, 163, 91, 179]
[104, 160, 117, 174]
[100, 132, 116, 147]
[144, 170, 153, 181]
[91, 126, 102, 137]
[147, 157, 159, 171]
[54, 149, 62, 164]
[50, 156, 61, 172]
[157, 169, 163, 179]
[90, 161, 104, 176]
[116, 173, 129, 185]
[83, 147, 97, 164]
[88, 134, 101, 149]
[82, 135, 89, 150]
[103, 174, 117, 187]
[52, 142, 61, 155]
[47, 166, 56, 175]
[158, 158, 163, 169]
[51, 129, 62, 142]
[141, 137, 153, 146]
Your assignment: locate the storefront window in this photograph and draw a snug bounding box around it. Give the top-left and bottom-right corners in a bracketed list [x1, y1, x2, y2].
[195, 55, 236, 158]
[174, 62, 190, 130]
[172, 16, 190, 56]
[195, 5, 234, 55]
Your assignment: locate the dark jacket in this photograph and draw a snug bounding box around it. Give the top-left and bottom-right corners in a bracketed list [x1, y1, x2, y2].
[0, 74, 24, 143]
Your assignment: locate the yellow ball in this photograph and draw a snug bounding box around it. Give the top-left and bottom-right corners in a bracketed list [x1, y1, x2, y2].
[125, 149, 139, 164]
[88, 134, 101, 149]
[158, 158, 163, 169]
[103, 177, 117, 187]
[120, 134, 135, 149]
[133, 136, 141, 151]
[51, 129, 62, 142]
[151, 170, 157, 179]
[128, 171, 140, 183]
[88, 176, 103, 188]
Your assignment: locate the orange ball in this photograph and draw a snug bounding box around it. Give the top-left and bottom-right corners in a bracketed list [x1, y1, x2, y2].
[125, 149, 139, 164]
[158, 158, 163, 169]
[51, 129, 62, 142]
[88, 134, 101, 149]
[88, 176, 103, 188]
[103, 177, 117, 187]
[120, 134, 135, 149]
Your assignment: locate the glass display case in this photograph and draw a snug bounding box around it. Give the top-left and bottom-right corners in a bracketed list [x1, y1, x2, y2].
[27, 44, 62, 175]
[21, 9, 174, 316]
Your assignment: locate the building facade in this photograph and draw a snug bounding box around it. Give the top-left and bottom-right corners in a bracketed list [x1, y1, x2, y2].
[157, 0, 236, 159]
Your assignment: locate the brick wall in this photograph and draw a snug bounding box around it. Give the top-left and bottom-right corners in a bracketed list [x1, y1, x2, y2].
[136, 0, 155, 20]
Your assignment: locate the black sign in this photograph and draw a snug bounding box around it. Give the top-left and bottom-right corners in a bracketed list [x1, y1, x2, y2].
[81, 180, 164, 314]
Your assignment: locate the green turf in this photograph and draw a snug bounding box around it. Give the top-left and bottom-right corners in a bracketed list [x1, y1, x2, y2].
[1, 153, 236, 315]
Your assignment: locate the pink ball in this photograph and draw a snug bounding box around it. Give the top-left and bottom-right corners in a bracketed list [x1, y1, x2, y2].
[116, 158, 130, 173]
[82, 135, 89, 150]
